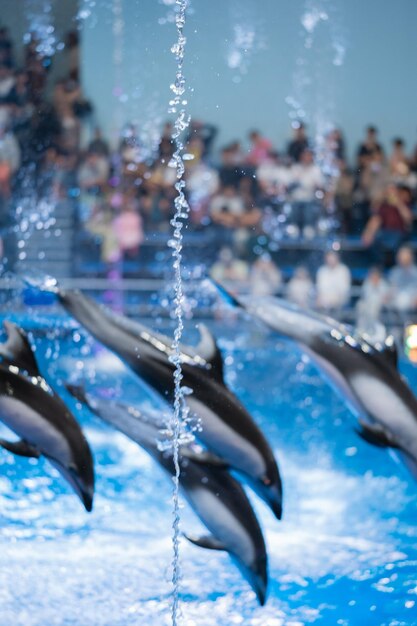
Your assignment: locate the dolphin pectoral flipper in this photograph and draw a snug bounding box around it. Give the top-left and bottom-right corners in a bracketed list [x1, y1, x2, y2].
[0, 438, 41, 458]
[184, 533, 227, 552]
[356, 420, 400, 449]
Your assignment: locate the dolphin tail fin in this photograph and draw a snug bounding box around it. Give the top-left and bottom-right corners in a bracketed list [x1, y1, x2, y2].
[184, 533, 227, 552]
[0, 322, 41, 377]
[209, 279, 243, 309]
[0, 438, 41, 458]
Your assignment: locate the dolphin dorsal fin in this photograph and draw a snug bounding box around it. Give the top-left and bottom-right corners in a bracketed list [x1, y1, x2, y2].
[372, 335, 399, 370]
[194, 323, 225, 384]
[0, 322, 40, 377]
[381, 335, 399, 370]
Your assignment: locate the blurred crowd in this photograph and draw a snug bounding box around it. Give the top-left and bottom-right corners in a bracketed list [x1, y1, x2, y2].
[1, 23, 417, 328]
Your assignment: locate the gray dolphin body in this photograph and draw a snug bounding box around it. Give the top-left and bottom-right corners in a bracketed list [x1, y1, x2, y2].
[67, 384, 268, 605]
[215, 284, 417, 478]
[49, 287, 283, 519]
[0, 321, 95, 510]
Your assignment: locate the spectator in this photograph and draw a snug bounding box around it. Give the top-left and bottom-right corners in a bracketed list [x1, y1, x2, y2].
[316, 251, 351, 310]
[256, 151, 291, 199]
[389, 138, 410, 179]
[185, 160, 219, 225]
[186, 120, 218, 160]
[326, 128, 345, 162]
[218, 141, 244, 187]
[78, 151, 110, 219]
[386, 246, 417, 312]
[287, 121, 309, 163]
[249, 254, 282, 296]
[0, 27, 14, 68]
[88, 127, 110, 157]
[0, 64, 15, 104]
[113, 191, 144, 259]
[0, 120, 20, 197]
[288, 148, 325, 238]
[362, 183, 413, 263]
[211, 246, 249, 283]
[357, 125, 383, 169]
[210, 184, 261, 250]
[358, 266, 389, 318]
[286, 266, 315, 308]
[335, 160, 355, 233]
[246, 130, 273, 167]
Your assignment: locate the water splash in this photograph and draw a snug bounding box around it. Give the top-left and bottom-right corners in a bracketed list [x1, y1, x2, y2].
[166, 1, 192, 623]
[225, 2, 266, 82]
[23, 0, 61, 57]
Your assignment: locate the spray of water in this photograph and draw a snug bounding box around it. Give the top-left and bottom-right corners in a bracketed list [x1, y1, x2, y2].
[166, 1, 191, 623]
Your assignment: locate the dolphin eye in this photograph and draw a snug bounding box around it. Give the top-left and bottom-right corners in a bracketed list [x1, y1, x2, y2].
[262, 476, 272, 486]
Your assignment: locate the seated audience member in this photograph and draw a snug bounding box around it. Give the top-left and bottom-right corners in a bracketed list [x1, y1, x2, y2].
[246, 130, 273, 167]
[357, 146, 389, 207]
[256, 151, 291, 200]
[326, 128, 346, 162]
[0, 28, 14, 68]
[210, 183, 261, 252]
[78, 151, 109, 193]
[335, 160, 355, 232]
[211, 246, 249, 284]
[286, 266, 315, 308]
[0, 64, 15, 105]
[86, 201, 119, 263]
[389, 137, 410, 179]
[113, 193, 144, 259]
[356, 300, 387, 344]
[357, 125, 383, 169]
[186, 120, 218, 161]
[185, 160, 219, 225]
[362, 184, 413, 262]
[0, 120, 20, 197]
[218, 141, 244, 187]
[316, 251, 351, 311]
[386, 246, 417, 312]
[358, 266, 389, 318]
[287, 121, 309, 163]
[78, 151, 110, 219]
[288, 148, 325, 238]
[249, 254, 282, 296]
[88, 127, 110, 157]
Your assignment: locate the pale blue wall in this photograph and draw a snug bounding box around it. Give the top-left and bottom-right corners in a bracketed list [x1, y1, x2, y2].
[81, 0, 417, 159]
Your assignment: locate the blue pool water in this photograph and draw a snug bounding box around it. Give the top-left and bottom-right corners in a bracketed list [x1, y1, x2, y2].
[0, 313, 416, 626]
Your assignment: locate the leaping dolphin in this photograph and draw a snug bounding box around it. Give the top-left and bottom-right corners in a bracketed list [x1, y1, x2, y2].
[0, 321, 95, 510]
[66, 383, 268, 605]
[45, 286, 283, 520]
[213, 282, 417, 479]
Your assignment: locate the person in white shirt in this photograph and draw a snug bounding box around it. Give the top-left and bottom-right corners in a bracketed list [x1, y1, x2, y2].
[249, 254, 282, 296]
[288, 148, 325, 237]
[316, 251, 351, 311]
[256, 152, 291, 199]
[287, 266, 315, 308]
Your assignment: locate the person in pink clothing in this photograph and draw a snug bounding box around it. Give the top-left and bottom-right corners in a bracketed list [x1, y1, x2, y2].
[113, 191, 144, 258]
[246, 129, 273, 167]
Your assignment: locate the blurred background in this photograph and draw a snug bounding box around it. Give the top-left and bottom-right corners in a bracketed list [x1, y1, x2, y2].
[0, 0, 417, 349]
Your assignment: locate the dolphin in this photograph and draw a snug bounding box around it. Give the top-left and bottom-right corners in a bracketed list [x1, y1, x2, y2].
[213, 282, 417, 478]
[0, 321, 95, 510]
[66, 383, 268, 605]
[44, 286, 283, 520]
